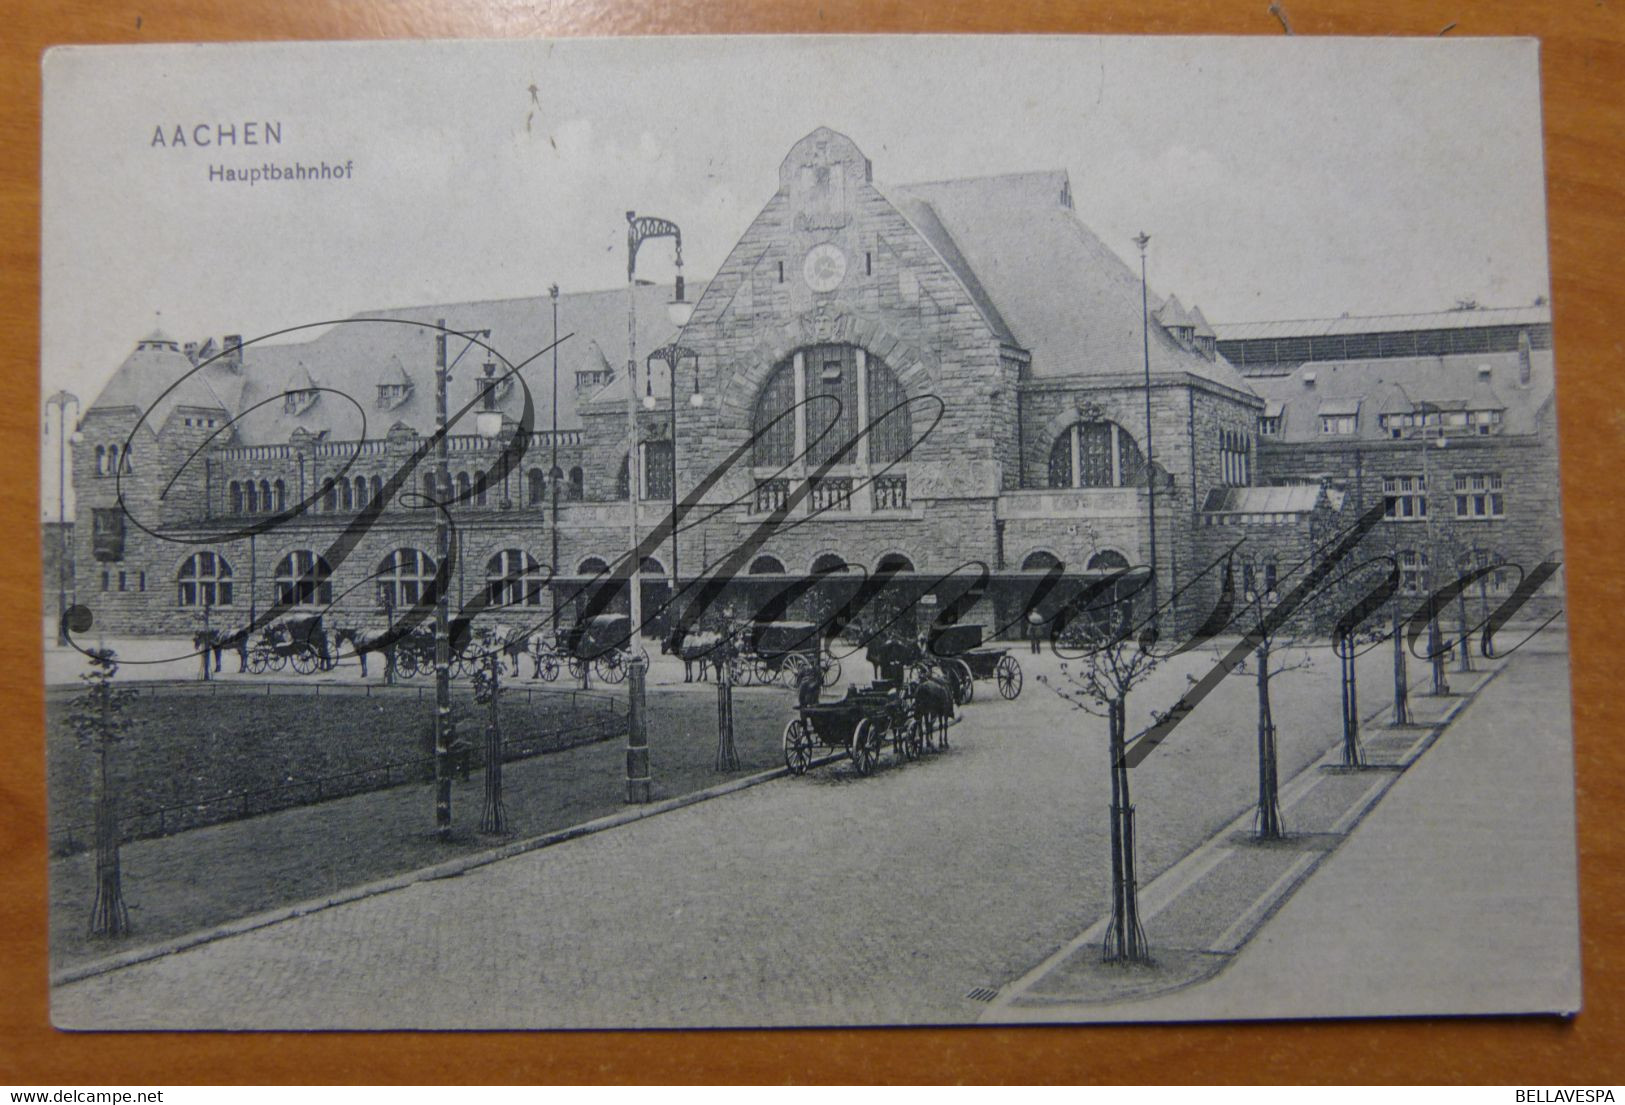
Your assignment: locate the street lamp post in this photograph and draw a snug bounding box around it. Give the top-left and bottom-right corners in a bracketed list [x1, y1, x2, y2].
[47, 390, 79, 646]
[429, 320, 492, 837]
[624, 211, 685, 805]
[1133, 233, 1159, 631]
[1418, 409, 1450, 696]
[645, 343, 701, 597]
[549, 284, 561, 581]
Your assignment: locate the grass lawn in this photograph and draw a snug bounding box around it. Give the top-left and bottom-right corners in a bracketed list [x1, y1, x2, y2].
[49, 684, 800, 970]
[46, 684, 625, 851]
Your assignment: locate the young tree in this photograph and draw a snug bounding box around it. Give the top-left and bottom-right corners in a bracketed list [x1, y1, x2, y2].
[470, 630, 508, 836]
[1220, 555, 1319, 839]
[1041, 578, 1159, 965]
[67, 649, 135, 937]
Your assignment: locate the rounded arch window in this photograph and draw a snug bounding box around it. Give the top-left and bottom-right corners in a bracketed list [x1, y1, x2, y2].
[527, 468, 547, 505]
[1022, 550, 1064, 571]
[810, 553, 849, 574]
[876, 553, 915, 573]
[749, 555, 787, 575]
[751, 344, 913, 467]
[178, 552, 233, 607]
[1048, 421, 1144, 489]
[578, 556, 610, 576]
[487, 549, 544, 606]
[378, 547, 437, 607]
[568, 467, 585, 502]
[1086, 550, 1131, 572]
[275, 550, 333, 607]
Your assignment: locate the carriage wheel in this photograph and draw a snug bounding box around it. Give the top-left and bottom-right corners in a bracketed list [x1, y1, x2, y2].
[850, 719, 878, 776]
[566, 655, 585, 680]
[950, 659, 975, 706]
[820, 653, 842, 688]
[730, 656, 754, 686]
[248, 648, 269, 675]
[596, 652, 628, 684]
[271, 652, 289, 673]
[752, 657, 774, 685]
[894, 714, 920, 762]
[996, 654, 1023, 700]
[781, 653, 812, 689]
[538, 655, 561, 683]
[289, 649, 318, 675]
[396, 650, 418, 679]
[782, 718, 813, 775]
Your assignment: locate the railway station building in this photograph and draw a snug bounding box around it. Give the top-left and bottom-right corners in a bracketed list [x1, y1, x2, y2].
[65, 127, 1563, 643]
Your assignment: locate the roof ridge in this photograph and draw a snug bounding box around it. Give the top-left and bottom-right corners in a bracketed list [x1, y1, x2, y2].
[894, 168, 1068, 190]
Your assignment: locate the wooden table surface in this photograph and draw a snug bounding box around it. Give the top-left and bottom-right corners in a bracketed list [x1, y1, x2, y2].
[2, 0, 1620, 1085]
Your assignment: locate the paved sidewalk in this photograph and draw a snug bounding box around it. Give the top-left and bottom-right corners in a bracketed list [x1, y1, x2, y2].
[987, 637, 1581, 1021]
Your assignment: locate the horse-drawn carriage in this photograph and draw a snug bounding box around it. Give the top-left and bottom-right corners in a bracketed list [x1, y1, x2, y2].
[782, 682, 913, 776]
[925, 624, 1023, 703]
[247, 614, 334, 674]
[560, 614, 642, 684]
[781, 668, 957, 777]
[736, 620, 841, 689]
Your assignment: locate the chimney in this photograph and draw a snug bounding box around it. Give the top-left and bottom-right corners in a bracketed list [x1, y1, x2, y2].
[1518, 329, 1533, 386]
[223, 334, 243, 371]
[184, 341, 199, 365]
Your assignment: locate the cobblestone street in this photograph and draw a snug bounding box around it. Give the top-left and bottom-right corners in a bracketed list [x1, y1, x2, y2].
[53, 638, 1440, 1029]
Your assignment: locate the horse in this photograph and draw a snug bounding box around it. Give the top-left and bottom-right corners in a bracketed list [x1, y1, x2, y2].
[910, 673, 956, 751]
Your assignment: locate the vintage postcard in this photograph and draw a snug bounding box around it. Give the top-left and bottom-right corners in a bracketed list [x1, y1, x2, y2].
[40, 36, 1578, 1029]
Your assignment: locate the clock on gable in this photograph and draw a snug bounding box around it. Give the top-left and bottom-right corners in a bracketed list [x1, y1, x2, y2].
[802, 243, 848, 292]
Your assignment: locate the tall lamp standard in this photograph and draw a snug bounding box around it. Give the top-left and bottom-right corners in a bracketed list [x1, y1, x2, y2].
[1416, 401, 1451, 696]
[549, 284, 562, 578]
[46, 390, 80, 646]
[624, 211, 685, 804]
[1134, 232, 1159, 630]
[643, 342, 701, 597]
[431, 319, 492, 838]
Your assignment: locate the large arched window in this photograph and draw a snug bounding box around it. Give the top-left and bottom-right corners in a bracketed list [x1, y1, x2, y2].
[378, 547, 437, 607]
[368, 476, 381, 507]
[340, 477, 354, 511]
[568, 467, 585, 502]
[749, 555, 787, 575]
[1048, 421, 1144, 489]
[527, 468, 547, 505]
[1022, 550, 1064, 571]
[354, 476, 369, 509]
[244, 481, 259, 513]
[1087, 550, 1131, 571]
[258, 480, 272, 513]
[810, 553, 850, 574]
[274, 479, 287, 512]
[487, 549, 544, 606]
[876, 553, 915, 573]
[321, 477, 337, 513]
[177, 552, 233, 607]
[230, 481, 243, 514]
[274, 550, 333, 606]
[578, 556, 610, 576]
[751, 344, 914, 467]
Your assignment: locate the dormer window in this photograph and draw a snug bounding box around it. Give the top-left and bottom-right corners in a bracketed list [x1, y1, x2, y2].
[284, 389, 319, 416]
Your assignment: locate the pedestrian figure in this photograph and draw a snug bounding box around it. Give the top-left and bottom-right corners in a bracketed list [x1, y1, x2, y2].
[1027, 608, 1045, 655]
[233, 625, 250, 672]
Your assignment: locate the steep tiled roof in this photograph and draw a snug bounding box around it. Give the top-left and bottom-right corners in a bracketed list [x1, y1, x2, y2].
[891, 173, 1253, 396]
[1250, 349, 1554, 443]
[220, 283, 694, 446]
[86, 338, 239, 432]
